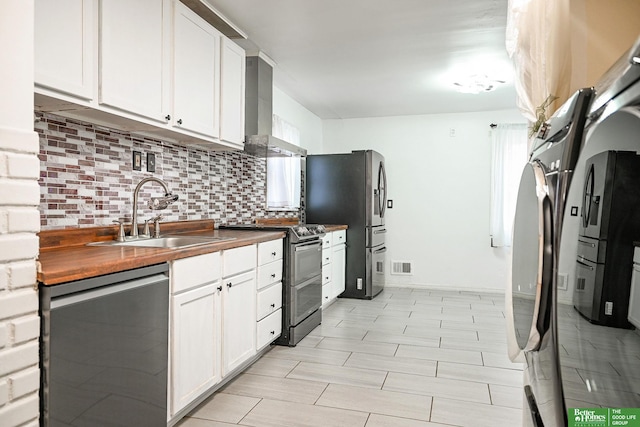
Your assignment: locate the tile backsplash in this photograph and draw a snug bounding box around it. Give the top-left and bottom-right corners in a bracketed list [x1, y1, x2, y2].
[36, 113, 299, 229]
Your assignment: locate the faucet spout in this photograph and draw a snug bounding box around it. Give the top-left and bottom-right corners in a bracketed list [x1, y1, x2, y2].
[131, 177, 177, 238]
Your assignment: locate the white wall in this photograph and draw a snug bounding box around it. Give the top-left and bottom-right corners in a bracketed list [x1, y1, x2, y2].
[323, 109, 526, 292]
[273, 87, 323, 154]
[0, 1, 42, 426]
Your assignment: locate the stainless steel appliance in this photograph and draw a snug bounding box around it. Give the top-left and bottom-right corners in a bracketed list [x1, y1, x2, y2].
[306, 150, 387, 299]
[40, 264, 169, 426]
[574, 150, 640, 328]
[509, 35, 640, 427]
[508, 88, 594, 427]
[221, 223, 325, 346]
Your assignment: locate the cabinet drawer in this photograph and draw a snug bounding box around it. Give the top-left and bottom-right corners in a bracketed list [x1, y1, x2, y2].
[223, 244, 257, 277]
[171, 252, 220, 293]
[333, 230, 346, 245]
[322, 233, 332, 248]
[257, 282, 282, 321]
[322, 283, 331, 307]
[258, 239, 283, 266]
[257, 308, 282, 349]
[322, 264, 332, 285]
[257, 260, 283, 290]
[322, 248, 332, 265]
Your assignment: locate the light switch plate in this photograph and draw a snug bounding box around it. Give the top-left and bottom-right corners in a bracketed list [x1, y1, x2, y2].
[147, 153, 156, 172]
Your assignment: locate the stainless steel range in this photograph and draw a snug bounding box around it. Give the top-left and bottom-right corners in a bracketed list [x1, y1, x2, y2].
[222, 223, 325, 346]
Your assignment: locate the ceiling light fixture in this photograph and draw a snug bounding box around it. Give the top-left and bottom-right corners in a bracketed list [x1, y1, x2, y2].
[453, 74, 506, 94]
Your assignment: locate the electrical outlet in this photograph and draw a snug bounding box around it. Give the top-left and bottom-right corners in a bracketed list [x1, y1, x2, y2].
[571, 206, 578, 216]
[387, 199, 393, 209]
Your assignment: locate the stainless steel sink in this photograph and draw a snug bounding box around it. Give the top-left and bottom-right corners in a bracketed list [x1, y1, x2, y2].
[88, 235, 235, 249]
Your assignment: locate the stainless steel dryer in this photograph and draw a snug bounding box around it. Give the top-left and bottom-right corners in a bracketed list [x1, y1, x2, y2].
[507, 88, 594, 426]
[508, 35, 640, 427]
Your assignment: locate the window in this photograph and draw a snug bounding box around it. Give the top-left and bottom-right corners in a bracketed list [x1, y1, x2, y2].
[267, 115, 302, 211]
[266, 156, 301, 210]
[490, 123, 528, 247]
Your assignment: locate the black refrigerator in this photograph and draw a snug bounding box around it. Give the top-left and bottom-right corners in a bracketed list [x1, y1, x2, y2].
[574, 150, 640, 328]
[306, 150, 387, 299]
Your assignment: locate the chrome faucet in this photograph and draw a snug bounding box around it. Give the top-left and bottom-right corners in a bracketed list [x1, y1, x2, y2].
[131, 177, 178, 238]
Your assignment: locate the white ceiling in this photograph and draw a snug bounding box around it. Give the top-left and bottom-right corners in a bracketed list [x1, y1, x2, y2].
[205, 0, 518, 120]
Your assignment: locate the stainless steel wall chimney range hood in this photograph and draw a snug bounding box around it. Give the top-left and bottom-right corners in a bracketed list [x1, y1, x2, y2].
[244, 56, 307, 158]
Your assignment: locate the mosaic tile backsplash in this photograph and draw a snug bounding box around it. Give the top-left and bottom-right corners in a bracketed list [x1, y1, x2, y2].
[36, 113, 300, 229]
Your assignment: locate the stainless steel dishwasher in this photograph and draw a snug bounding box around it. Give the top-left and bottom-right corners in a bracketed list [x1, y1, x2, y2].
[40, 263, 169, 427]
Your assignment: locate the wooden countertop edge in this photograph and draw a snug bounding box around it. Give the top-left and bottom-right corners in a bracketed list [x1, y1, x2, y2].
[324, 224, 348, 232]
[37, 229, 286, 286]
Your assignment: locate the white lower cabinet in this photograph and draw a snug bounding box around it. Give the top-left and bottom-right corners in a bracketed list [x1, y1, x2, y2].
[169, 252, 221, 416]
[222, 269, 257, 376]
[171, 283, 221, 415]
[322, 230, 347, 308]
[332, 238, 346, 299]
[257, 308, 282, 349]
[256, 239, 284, 348]
[169, 240, 284, 422]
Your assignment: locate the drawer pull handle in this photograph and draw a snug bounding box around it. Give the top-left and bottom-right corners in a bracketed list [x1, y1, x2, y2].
[271, 251, 276, 256]
[227, 282, 232, 288]
[271, 303, 275, 308]
[271, 273, 276, 278]
[270, 330, 275, 335]
[217, 286, 222, 292]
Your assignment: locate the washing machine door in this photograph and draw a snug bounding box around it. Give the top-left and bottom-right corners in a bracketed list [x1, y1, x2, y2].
[507, 160, 554, 361]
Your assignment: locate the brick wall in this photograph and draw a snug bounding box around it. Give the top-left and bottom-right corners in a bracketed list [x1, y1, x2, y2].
[0, 131, 40, 424]
[0, 128, 41, 426]
[0, 2, 41, 425]
[36, 112, 300, 229]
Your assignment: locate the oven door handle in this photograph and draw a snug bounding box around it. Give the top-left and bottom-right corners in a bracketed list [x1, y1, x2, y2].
[295, 241, 322, 252]
[578, 239, 596, 248]
[576, 259, 595, 271]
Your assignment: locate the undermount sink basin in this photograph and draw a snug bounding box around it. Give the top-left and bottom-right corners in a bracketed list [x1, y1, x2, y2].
[88, 235, 235, 249]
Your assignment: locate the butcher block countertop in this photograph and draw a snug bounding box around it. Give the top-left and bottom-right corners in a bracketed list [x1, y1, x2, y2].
[323, 224, 348, 232]
[38, 220, 285, 286]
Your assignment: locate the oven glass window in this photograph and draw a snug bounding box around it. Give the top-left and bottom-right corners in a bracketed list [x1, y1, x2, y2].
[291, 276, 322, 324]
[294, 242, 322, 285]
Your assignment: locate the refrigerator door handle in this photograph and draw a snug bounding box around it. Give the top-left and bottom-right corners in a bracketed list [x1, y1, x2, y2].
[576, 259, 595, 271]
[374, 229, 387, 234]
[374, 247, 387, 254]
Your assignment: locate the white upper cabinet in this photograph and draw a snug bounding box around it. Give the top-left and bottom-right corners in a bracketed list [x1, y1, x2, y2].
[34, 0, 246, 150]
[99, 0, 171, 123]
[173, 2, 221, 137]
[35, 0, 95, 100]
[220, 38, 246, 146]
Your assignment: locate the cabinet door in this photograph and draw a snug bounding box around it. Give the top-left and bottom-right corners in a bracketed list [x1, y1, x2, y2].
[223, 271, 256, 376]
[332, 244, 346, 299]
[220, 37, 245, 146]
[99, 0, 170, 122]
[35, 0, 94, 100]
[173, 2, 220, 137]
[171, 283, 221, 415]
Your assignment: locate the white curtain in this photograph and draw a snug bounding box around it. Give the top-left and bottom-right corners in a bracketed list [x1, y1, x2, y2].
[490, 124, 529, 247]
[267, 114, 302, 210]
[267, 157, 301, 210]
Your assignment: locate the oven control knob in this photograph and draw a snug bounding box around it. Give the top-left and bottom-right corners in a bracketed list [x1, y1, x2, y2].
[316, 225, 326, 233]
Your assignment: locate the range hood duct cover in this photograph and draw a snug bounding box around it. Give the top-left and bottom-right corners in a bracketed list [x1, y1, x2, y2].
[244, 56, 307, 157]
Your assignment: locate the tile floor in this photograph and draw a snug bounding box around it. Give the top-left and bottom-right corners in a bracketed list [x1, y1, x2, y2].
[177, 287, 524, 427]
